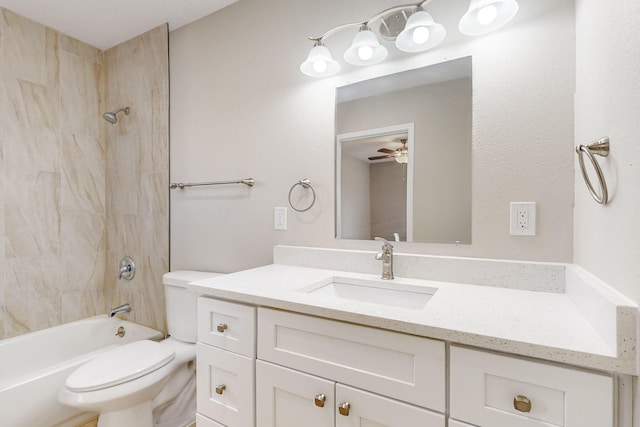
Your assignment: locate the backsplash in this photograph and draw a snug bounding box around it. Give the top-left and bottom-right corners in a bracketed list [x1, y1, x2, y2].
[274, 245, 566, 292]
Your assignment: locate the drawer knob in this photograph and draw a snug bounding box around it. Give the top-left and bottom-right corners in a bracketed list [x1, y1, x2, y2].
[338, 402, 351, 416]
[215, 384, 226, 395]
[314, 394, 326, 407]
[216, 323, 228, 333]
[514, 395, 532, 413]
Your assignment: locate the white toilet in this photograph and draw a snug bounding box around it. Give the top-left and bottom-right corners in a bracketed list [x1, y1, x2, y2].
[59, 271, 221, 427]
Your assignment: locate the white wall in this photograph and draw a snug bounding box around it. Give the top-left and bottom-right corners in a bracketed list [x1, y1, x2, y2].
[574, 0, 640, 305]
[169, 0, 576, 273]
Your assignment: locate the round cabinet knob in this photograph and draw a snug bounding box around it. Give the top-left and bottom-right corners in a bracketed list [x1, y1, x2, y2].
[216, 323, 228, 333]
[513, 395, 532, 413]
[338, 402, 351, 416]
[314, 394, 326, 407]
[215, 384, 226, 395]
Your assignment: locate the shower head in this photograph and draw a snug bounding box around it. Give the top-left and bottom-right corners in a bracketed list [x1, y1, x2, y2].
[102, 107, 129, 124]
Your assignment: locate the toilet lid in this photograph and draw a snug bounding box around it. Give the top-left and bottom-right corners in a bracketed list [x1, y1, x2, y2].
[65, 340, 175, 392]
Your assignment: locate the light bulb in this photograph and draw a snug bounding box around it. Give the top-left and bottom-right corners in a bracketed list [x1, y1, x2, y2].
[477, 4, 498, 25]
[313, 60, 328, 74]
[358, 45, 374, 61]
[412, 26, 430, 45]
[344, 26, 387, 66]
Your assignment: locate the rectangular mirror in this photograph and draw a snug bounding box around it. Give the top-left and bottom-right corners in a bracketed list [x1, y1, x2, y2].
[336, 56, 472, 244]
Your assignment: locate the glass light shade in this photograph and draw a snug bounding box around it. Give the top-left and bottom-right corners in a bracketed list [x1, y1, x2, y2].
[395, 153, 408, 164]
[344, 28, 388, 66]
[458, 0, 519, 35]
[300, 43, 341, 77]
[395, 10, 446, 53]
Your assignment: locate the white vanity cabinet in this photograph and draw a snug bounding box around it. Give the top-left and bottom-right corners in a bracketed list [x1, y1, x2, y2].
[196, 297, 257, 427]
[194, 296, 617, 427]
[256, 308, 446, 427]
[449, 346, 614, 427]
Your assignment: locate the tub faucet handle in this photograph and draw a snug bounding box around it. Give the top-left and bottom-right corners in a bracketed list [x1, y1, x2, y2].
[118, 256, 135, 280]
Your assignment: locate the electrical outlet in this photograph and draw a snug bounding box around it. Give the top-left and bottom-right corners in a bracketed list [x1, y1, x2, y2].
[274, 207, 287, 230]
[510, 202, 536, 236]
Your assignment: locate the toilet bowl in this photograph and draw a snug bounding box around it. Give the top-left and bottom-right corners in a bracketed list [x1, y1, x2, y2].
[58, 271, 222, 427]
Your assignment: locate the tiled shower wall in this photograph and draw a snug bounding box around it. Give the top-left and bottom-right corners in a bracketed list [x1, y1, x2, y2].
[104, 26, 170, 333]
[0, 9, 169, 339]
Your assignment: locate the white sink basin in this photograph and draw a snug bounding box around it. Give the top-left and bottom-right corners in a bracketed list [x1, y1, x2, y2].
[301, 277, 436, 310]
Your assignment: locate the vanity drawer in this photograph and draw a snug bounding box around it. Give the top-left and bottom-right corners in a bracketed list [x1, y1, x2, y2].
[257, 308, 445, 411]
[450, 346, 613, 427]
[196, 343, 255, 427]
[197, 297, 256, 357]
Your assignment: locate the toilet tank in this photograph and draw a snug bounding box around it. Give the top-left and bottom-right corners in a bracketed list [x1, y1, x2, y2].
[163, 270, 224, 343]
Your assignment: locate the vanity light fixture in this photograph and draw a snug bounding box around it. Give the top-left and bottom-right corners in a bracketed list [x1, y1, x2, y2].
[458, 0, 519, 35]
[395, 9, 446, 52]
[300, 0, 519, 78]
[299, 41, 341, 77]
[344, 25, 388, 66]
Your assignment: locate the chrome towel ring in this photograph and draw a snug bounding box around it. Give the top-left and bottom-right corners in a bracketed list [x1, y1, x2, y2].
[288, 179, 316, 212]
[576, 137, 609, 205]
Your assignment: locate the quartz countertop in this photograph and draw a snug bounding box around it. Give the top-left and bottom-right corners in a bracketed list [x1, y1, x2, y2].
[188, 263, 638, 375]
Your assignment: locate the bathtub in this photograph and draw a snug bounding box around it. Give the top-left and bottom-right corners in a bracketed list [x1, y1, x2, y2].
[0, 315, 164, 427]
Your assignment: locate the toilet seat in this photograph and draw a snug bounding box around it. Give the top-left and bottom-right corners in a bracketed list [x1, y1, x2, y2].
[65, 340, 175, 392]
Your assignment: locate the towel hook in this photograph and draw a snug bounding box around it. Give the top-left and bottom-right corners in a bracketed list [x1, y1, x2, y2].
[288, 179, 316, 212]
[576, 137, 609, 205]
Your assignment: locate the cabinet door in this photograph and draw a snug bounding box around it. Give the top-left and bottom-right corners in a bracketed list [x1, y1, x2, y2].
[335, 384, 445, 427]
[256, 360, 335, 427]
[197, 343, 255, 427]
[256, 360, 334, 427]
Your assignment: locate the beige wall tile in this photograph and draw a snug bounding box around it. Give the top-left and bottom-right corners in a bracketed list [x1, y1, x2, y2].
[0, 9, 167, 339]
[60, 50, 101, 137]
[5, 171, 61, 258]
[0, 8, 107, 339]
[5, 256, 62, 335]
[105, 25, 169, 333]
[61, 213, 105, 294]
[0, 9, 58, 87]
[61, 133, 105, 214]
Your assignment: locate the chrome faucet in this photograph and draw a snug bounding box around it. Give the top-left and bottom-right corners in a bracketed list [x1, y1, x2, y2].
[374, 237, 394, 280]
[108, 303, 131, 317]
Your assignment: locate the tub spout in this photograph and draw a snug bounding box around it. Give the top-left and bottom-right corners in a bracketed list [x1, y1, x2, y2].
[108, 303, 131, 317]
